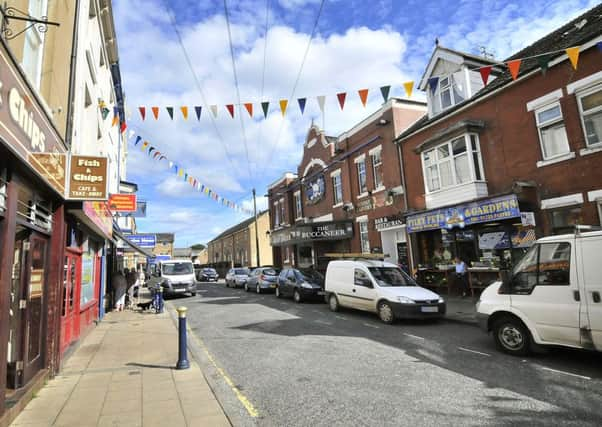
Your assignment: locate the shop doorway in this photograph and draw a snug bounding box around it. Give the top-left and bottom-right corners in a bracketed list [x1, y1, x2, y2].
[7, 227, 48, 389]
[61, 250, 81, 354]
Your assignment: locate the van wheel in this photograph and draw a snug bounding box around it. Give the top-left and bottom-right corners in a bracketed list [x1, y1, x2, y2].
[329, 294, 339, 312]
[378, 301, 395, 324]
[275, 287, 282, 298]
[293, 289, 302, 303]
[493, 316, 531, 356]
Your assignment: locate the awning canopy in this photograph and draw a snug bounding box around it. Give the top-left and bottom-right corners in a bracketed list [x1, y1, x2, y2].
[113, 228, 153, 257]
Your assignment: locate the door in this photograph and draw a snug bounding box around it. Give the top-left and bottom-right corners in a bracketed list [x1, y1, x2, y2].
[510, 242, 581, 346]
[579, 236, 602, 349]
[61, 251, 81, 354]
[352, 269, 377, 311]
[285, 270, 297, 296]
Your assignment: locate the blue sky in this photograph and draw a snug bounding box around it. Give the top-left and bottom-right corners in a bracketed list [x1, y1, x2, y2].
[112, 0, 597, 247]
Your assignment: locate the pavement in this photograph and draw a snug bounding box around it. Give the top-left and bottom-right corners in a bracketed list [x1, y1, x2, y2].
[444, 295, 478, 324]
[10, 300, 231, 427]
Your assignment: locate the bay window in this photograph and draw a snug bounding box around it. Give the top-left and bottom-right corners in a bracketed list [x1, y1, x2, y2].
[422, 134, 485, 193]
[535, 103, 570, 159]
[577, 84, 602, 147]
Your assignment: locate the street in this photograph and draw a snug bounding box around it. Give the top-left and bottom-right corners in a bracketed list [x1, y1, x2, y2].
[168, 282, 602, 427]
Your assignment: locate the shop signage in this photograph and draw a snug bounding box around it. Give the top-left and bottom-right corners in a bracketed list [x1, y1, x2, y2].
[407, 194, 521, 233]
[82, 201, 113, 238]
[520, 212, 536, 227]
[68, 155, 108, 200]
[126, 234, 156, 248]
[270, 221, 353, 246]
[374, 214, 404, 232]
[356, 197, 373, 213]
[108, 194, 137, 212]
[305, 174, 325, 204]
[0, 42, 68, 196]
[132, 200, 147, 217]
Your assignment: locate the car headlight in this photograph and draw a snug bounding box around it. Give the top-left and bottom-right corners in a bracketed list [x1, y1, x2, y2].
[398, 296, 414, 304]
[301, 282, 313, 289]
[438, 297, 445, 304]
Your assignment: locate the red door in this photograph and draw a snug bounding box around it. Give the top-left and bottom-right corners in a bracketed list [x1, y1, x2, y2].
[61, 251, 81, 354]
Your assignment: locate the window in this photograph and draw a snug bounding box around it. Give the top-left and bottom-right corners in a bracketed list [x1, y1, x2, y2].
[86, 50, 97, 84]
[273, 201, 280, 226]
[511, 243, 571, 294]
[438, 73, 465, 111]
[535, 103, 570, 159]
[354, 269, 370, 286]
[549, 206, 583, 234]
[294, 191, 302, 220]
[357, 160, 367, 194]
[577, 85, 602, 147]
[371, 149, 383, 189]
[359, 220, 370, 253]
[22, 0, 48, 89]
[279, 198, 285, 225]
[422, 134, 485, 193]
[332, 172, 343, 205]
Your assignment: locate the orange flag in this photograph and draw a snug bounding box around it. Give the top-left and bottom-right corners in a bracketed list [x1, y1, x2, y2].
[566, 47, 580, 70]
[403, 81, 414, 98]
[244, 103, 253, 117]
[180, 106, 188, 120]
[358, 89, 369, 107]
[279, 99, 288, 116]
[152, 107, 159, 120]
[507, 59, 521, 80]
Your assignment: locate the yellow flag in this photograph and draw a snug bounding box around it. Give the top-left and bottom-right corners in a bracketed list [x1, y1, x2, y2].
[403, 81, 414, 98]
[566, 47, 580, 70]
[279, 99, 288, 116]
[141, 141, 149, 150]
[180, 106, 188, 120]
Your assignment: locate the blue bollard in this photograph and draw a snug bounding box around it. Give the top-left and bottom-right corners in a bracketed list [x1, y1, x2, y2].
[176, 307, 190, 370]
[156, 286, 164, 314]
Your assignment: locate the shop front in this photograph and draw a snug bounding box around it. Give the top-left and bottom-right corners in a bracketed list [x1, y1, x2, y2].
[0, 40, 68, 416]
[374, 214, 409, 271]
[406, 194, 536, 294]
[270, 221, 354, 272]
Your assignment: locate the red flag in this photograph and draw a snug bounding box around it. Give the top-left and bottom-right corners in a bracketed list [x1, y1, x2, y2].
[479, 66, 492, 86]
[337, 92, 347, 110]
[244, 103, 253, 117]
[358, 89, 369, 107]
[507, 59, 521, 80]
[152, 107, 159, 120]
[139, 106, 146, 120]
[120, 121, 127, 133]
[226, 104, 235, 118]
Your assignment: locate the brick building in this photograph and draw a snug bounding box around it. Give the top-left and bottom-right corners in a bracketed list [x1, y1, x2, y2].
[152, 233, 175, 259]
[394, 5, 602, 287]
[268, 99, 426, 271]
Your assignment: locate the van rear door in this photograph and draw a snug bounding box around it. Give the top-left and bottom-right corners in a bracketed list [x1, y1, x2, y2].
[579, 234, 602, 350]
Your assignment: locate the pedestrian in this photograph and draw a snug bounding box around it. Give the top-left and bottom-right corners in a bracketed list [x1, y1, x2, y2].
[454, 256, 469, 297]
[138, 266, 146, 287]
[112, 270, 127, 311]
[125, 268, 138, 309]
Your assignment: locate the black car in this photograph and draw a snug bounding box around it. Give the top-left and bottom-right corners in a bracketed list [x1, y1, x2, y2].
[246, 267, 280, 293]
[276, 268, 324, 303]
[197, 267, 219, 282]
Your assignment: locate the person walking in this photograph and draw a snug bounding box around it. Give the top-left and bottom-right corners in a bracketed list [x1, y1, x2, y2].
[454, 257, 469, 297]
[112, 270, 127, 311]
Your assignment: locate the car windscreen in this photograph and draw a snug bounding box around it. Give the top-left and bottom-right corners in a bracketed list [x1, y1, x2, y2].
[263, 268, 279, 276]
[235, 268, 249, 275]
[299, 269, 324, 284]
[368, 267, 417, 287]
[162, 263, 193, 275]
[203, 268, 216, 273]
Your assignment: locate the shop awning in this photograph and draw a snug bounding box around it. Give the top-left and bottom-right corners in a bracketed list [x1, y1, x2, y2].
[113, 228, 153, 257]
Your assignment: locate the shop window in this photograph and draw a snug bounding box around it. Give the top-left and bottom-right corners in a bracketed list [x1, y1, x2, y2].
[370, 148, 384, 190]
[359, 220, 370, 253]
[549, 206, 583, 234]
[15, 185, 52, 232]
[22, 0, 48, 89]
[294, 191, 302, 220]
[534, 103, 570, 160]
[357, 159, 367, 194]
[332, 172, 343, 205]
[577, 84, 602, 147]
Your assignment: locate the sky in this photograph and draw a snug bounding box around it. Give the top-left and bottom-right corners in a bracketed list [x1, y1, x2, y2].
[112, 0, 598, 247]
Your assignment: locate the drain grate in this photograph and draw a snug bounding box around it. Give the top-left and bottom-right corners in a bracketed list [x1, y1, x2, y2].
[128, 370, 141, 375]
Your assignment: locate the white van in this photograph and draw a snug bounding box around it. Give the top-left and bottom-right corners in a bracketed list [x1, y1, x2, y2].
[148, 259, 197, 297]
[477, 229, 602, 355]
[325, 260, 445, 324]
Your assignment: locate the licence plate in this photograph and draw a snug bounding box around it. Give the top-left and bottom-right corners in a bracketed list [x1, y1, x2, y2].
[270, 284, 276, 288]
[174, 288, 187, 293]
[421, 306, 438, 313]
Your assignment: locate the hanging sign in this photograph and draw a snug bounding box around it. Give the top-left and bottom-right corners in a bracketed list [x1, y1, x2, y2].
[68, 155, 108, 200]
[126, 234, 156, 248]
[305, 174, 325, 204]
[108, 194, 137, 212]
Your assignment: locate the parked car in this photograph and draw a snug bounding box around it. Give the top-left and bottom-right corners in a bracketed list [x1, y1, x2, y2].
[246, 267, 281, 293]
[477, 229, 602, 356]
[276, 268, 324, 302]
[325, 260, 445, 324]
[225, 268, 251, 288]
[198, 267, 219, 282]
[146, 259, 197, 297]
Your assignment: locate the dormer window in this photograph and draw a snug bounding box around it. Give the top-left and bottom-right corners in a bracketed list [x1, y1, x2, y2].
[439, 74, 465, 111]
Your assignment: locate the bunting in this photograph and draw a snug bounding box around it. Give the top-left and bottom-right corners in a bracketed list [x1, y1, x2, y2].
[298, 98, 307, 114]
[317, 95, 325, 113]
[337, 92, 347, 110]
[152, 107, 159, 120]
[479, 66, 492, 86]
[226, 104, 235, 118]
[166, 107, 174, 120]
[279, 99, 288, 116]
[180, 106, 188, 120]
[244, 103, 253, 117]
[358, 89, 369, 107]
[565, 47, 580, 70]
[507, 59, 521, 80]
[261, 101, 269, 118]
[403, 81, 413, 98]
[112, 106, 119, 127]
[139, 106, 146, 120]
[210, 105, 218, 118]
[380, 85, 390, 102]
[428, 77, 439, 94]
[195, 106, 202, 120]
[537, 55, 550, 76]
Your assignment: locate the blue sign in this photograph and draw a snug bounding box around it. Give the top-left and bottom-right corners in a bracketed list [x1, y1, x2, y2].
[407, 194, 521, 233]
[126, 234, 156, 248]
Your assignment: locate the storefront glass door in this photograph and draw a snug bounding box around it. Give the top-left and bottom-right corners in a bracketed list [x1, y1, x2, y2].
[61, 251, 81, 354]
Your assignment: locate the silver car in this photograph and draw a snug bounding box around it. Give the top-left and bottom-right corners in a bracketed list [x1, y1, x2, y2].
[245, 267, 281, 293]
[225, 268, 251, 288]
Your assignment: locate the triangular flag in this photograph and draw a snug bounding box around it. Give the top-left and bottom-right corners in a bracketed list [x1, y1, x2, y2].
[112, 107, 119, 126]
[184, 173, 188, 181]
[537, 54, 550, 75]
[120, 121, 127, 133]
[403, 81, 414, 98]
[336, 92, 347, 110]
[427, 77, 439, 93]
[166, 107, 174, 120]
[226, 104, 234, 118]
[178, 169, 183, 177]
[128, 130, 135, 139]
[244, 103, 253, 117]
[358, 89, 369, 107]
[479, 66, 492, 86]
[180, 106, 188, 120]
[134, 136, 142, 146]
[565, 47, 580, 70]
[261, 102, 269, 118]
[507, 59, 521, 80]
[159, 155, 166, 161]
[138, 106, 146, 120]
[194, 106, 202, 120]
[152, 107, 159, 120]
[141, 141, 149, 149]
[148, 147, 155, 155]
[317, 95, 325, 113]
[598, 41, 602, 53]
[210, 105, 218, 118]
[153, 151, 161, 159]
[279, 99, 288, 116]
[380, 85, 390, 102]
[297, 98, 307, 114]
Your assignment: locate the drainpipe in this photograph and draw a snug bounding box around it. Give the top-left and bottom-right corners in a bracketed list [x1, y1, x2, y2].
[396, 139, 416, 274]
[64, 0, 80, 149]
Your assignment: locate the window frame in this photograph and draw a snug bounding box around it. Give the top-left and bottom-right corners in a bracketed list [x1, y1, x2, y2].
[370, 147, 384, 190]
[279, 197, 285, 225]
[331, 171, 343, 206]
[534, 102, 570, 160]
[510, 242, 572, 294]
[358, 220, 370, 254]
[294, 191, 302, 220]
[576, 83, 602, 148]
[437, 73, 465, 112]
[356, 159, 367, 194]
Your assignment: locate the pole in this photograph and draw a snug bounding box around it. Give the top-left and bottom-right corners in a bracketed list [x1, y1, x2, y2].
[175, 307, 190, 370]
[252, 188, 260, 268]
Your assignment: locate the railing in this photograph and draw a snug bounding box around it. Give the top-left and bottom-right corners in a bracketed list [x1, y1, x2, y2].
[16, 198, 53, 232]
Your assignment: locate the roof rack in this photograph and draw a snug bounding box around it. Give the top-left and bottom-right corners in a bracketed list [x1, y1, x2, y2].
[575, 225, 602, 235]
[324, 253, 389, 261]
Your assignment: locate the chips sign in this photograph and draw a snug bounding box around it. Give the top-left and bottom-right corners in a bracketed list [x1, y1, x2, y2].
[68, 155, 108, 200]
[108, 194, 137, 212]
